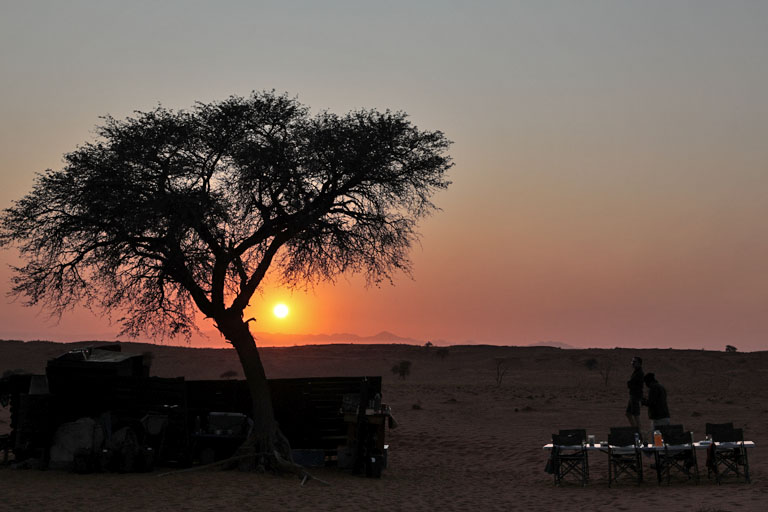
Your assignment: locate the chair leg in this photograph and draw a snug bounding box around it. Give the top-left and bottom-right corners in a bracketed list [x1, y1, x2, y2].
[667, 457, 671, 486]
[608, 455, 613, 488]
[743, 448, 750, 483]
[693, 457, 699, 484]
[583, 450, 589, 483]
[654, 452, 662, 485]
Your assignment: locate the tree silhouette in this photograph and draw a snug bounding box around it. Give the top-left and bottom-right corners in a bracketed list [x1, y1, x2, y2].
[0, 91, 452, 468]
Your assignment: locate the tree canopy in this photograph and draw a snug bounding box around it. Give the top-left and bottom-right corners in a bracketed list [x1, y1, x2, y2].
[0, 91, 452, 341]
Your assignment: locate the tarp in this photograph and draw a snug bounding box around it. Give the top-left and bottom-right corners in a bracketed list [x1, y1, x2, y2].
[48, 417, 105, 470]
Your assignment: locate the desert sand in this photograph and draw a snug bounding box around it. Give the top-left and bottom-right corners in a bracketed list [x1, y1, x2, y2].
[1, 340, 767, 511]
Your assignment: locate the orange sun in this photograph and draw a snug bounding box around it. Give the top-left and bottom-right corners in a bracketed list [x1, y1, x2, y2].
[273, 303, 289, 319]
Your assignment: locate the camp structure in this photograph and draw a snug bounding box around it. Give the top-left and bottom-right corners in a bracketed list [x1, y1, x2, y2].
[0, 344, 390, 476]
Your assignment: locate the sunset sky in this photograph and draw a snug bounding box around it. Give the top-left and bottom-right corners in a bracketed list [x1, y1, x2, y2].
[1, 1, 767, 351]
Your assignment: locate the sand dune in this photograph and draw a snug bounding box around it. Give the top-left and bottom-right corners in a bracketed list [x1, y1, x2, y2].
[2, 340, 767, 511]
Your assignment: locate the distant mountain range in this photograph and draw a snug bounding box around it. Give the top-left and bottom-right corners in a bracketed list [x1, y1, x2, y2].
[526, 340, 577, 349]
[0, 329, 577, 349]
[246, 331, 577, 349]
[250, 330, 424, 346]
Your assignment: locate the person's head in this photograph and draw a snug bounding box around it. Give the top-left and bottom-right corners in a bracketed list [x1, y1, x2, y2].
[631, 356, 643, 369]
[643, 372, 656, 386]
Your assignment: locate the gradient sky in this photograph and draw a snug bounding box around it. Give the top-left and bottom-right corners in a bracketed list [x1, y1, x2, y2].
[1, 1, 767, 350]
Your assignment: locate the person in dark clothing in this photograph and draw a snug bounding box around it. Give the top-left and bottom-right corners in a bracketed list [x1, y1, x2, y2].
[642, 372, 670, 429]
[625, 356, 644, 432]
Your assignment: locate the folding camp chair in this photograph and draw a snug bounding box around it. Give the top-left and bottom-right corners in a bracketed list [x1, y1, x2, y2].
[607, 426, 643, 486]
[551, 430, 588, 486]
[559, 429, 590, 481]
[704, 422, 732, 481]
[705, 423, 750, 484]
[654, 425, 698, 485]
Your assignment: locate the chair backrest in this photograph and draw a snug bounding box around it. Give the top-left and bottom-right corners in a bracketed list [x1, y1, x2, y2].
[706, 422, 736, 442]
[608, 426, 637, 447]
[711, 425, 743, 443]
[658, 424, 684, 439]
[705, 422, 733, 433]
[552, 432, 584, 446]
[557, 429, 586, 444]
[662, 428, 692, 446]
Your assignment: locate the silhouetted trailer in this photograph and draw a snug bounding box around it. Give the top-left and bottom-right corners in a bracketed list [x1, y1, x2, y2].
[0, 345, 384, 470]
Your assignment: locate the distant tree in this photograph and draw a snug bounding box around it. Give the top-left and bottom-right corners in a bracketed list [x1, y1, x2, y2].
[583, 358, 598, 371]
[424, 341, 433, 348]
[494, 357, 509, 387]
[391, 360, 412, 380]
[436, 347, 450, 360]
[0, 91, 452, 469]
[220, 369, 239, 379]
[725, 345, 738, 353]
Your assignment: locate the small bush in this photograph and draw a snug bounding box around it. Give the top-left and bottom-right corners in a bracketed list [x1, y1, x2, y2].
[584, 358, 598, 371]
[494, 358, 509, 387]
[391, 360, 412, 380]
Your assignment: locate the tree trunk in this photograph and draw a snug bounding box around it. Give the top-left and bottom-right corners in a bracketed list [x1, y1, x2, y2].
[215, 311, 289, 468]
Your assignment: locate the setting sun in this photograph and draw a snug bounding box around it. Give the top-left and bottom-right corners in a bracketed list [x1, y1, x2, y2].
[273, 303, 289, 319]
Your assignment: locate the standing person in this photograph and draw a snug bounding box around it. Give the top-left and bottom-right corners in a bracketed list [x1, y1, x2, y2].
[643, 372, 670, 431]
[626, 356, 644, 433]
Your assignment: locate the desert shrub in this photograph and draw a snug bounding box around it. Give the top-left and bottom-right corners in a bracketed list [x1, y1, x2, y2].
[725, 345, 738, 352]
[436, 347, 450, 360]
[581, 358, 612, 386]
[391, 360, 412, 380]
[220, 369, 238, 379]
[599, 361, 612, 386]
[494, 358, 509, 387]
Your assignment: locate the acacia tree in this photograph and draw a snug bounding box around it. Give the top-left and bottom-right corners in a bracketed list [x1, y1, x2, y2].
[0, 91, 452, 467]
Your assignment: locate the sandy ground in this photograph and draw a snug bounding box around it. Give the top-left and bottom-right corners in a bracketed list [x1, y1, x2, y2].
[2, 340, 768, 511]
